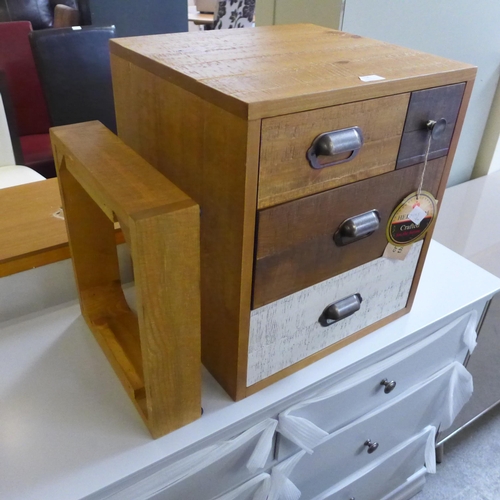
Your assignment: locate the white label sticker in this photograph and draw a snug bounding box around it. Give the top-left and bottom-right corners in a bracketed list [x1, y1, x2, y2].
[383, 243, 411, 260]
[72, 26, 82, 30]
[408, 205, 427, 225]
[359, 74, 385, 82]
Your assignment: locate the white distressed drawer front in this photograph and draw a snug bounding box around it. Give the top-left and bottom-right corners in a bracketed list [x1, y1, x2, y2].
[248, 242, 423, 386]
[311, 426, 435, 500]
[276, 362, 471, 493]
[276, 310, 477, 454]
[117, 419, 277, 500]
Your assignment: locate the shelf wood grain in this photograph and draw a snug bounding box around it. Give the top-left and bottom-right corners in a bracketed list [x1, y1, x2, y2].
[51, 121, 201, 438]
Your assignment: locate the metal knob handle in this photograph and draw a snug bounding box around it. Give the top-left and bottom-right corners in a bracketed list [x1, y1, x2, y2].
[427, 118, 447, 140]
[364, 439, 379, 454]
[319, 294, 362, 327]
[307, 126, 364, 169]
[380, 378, 397, 394]
[334, 210, 380, 246]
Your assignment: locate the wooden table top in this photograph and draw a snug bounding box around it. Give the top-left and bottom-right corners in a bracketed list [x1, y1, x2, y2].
[110, 24, 476, 120]
[0, 177, 124, 278]
[0, 178, 69, 278]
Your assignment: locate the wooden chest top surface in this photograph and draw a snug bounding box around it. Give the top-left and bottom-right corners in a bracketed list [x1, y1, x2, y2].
[110, 24, 475, 120]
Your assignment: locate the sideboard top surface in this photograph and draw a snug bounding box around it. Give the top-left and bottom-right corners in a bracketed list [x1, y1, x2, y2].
[110, 24, 476, 120]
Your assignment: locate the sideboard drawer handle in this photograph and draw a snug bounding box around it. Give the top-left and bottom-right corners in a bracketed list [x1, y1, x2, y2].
[334, 209, 381, 246]
[319, 293, 362, 327]
[364, 439, 379, 454]
[380, 378, 397, 394]
[307, 126, 364, 169]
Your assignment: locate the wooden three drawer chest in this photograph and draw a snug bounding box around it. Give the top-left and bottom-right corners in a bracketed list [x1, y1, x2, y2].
[107, 24, 475, 405]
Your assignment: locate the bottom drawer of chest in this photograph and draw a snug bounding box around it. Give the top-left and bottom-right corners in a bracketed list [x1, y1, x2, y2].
[247, 241, 423, 387]
[312, 426, 434, 500]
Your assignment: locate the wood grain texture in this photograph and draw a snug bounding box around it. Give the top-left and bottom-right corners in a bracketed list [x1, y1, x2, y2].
[0, 178, 124, 279]
[51, 122, 201, 438]
[258, 93, 410, 208]
[0, 179, 67, 277]
[254, 158, 446, 308]
[109, 25, 476, 399]
[110, 24, 476, 120]
[111, 56, 259, 401]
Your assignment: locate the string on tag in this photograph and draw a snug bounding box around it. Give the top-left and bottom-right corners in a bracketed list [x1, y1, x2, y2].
[417, 126, 433, 200]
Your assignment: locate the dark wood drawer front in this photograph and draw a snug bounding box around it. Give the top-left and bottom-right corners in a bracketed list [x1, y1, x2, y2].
[253, 158, 445, 308]
[396, 83, 465, 169]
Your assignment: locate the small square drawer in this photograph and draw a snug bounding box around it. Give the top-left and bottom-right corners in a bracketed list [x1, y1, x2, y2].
[312, 427, 433, 500]
[276, 311, 477, 456]
[276, 363, 471, 495]
[258, 93, 410, 209]
[248, 242, 423, 387]
[253, 157, 445, 308]
[397, 83, 466, 169]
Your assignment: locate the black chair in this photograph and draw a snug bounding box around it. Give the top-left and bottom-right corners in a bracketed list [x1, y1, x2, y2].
[29, 26, 117, 133]
[0, 0, 91, 30]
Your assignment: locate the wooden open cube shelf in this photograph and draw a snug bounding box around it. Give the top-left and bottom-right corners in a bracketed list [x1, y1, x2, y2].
[51, 122, 201, 438]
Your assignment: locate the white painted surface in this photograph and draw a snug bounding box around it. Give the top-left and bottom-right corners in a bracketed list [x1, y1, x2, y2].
[0, 94, 16, 167]
[433, 170, 500, 278]
[0, 241, 499, 500]
[0, 165, 45, 189]
[342, 0, 500, 186]
[248, 242, 422, 385]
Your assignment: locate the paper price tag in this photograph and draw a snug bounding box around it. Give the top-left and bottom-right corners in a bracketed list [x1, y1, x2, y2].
[359, 74, 385, 82]
[383, 243, 411, 260]
[408, 205, 427, 225]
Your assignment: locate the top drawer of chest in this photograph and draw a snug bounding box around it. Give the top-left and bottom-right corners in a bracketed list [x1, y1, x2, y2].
[258, 94, 409, 209]
[257, 83, 466, 209]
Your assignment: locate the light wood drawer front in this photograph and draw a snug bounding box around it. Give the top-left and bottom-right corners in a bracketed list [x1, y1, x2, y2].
[313, 430, 431, 500]
[254, 158, 445, 308]
[282, 364, 465, 497]
[276, 311, 476, 453]
[248, 242, 422, 387]
[258, 93, 410, 209]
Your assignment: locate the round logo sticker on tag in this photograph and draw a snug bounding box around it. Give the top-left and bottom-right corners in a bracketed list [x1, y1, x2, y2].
[386, 190, 437, 246]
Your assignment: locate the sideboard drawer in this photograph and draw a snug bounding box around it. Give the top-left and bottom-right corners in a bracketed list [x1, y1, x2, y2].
[278, 363, 471, 495]
[253, 158, 445, 307]
[312, 427, 434, 500]
[143, 419, 277, 500]
[276, 310, 477, 454]
[258, 93, 410, 209]
[248, 242, 422, 387]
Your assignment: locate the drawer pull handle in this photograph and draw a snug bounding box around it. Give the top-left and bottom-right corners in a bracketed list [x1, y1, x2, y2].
[334, 210, 381, 246]
[427, 118, 447, 140]
[380, 378, 397, 394]
[307, 126, 364, 170]
[319, 293, 362, 327]
[364, 439, 379, 454]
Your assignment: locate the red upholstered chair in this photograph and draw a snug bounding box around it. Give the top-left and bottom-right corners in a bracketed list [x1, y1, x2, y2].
[0, 21, 55, 178]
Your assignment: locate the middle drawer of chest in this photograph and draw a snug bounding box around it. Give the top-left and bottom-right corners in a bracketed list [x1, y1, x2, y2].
[253, 157, 445, 308]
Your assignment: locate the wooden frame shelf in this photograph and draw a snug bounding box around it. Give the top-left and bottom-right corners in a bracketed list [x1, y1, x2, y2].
[51, 121, 201, 438]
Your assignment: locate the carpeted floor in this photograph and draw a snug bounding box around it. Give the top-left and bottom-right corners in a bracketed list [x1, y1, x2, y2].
[413, 404, 500, 499]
